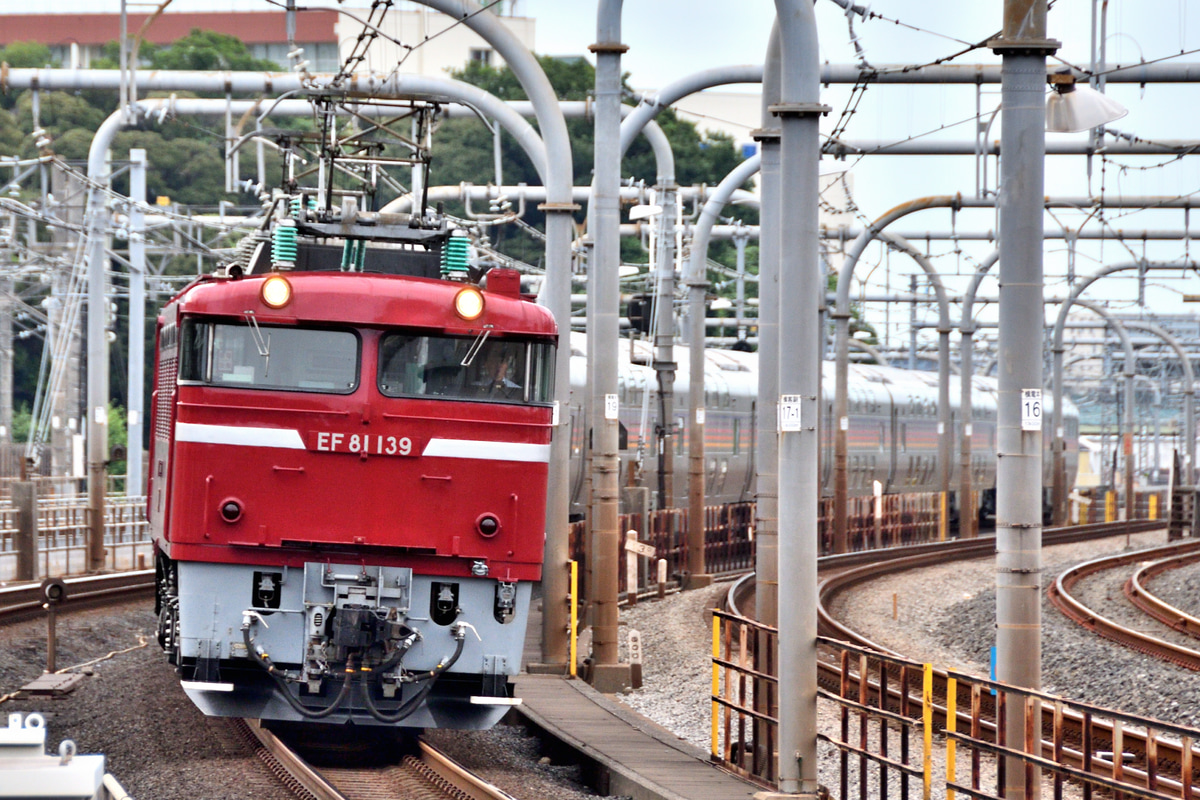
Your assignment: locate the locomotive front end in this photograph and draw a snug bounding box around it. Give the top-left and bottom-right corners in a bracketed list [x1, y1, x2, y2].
[149, 268, 556, 729]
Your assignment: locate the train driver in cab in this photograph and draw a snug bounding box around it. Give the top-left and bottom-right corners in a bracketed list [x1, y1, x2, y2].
[475, 345, 523, 401]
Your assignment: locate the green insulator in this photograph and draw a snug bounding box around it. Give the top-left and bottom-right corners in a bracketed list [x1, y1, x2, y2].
[272, 220, 299, 267]
[289, 196, 316, 216]
[440, 233, 470, 278]
[340, 240, 367, 272]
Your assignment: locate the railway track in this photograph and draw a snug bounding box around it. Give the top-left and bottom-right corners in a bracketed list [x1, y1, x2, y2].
[727, 520, 1200, 797]
[1049, 538, 1200, 670]
[1124, 541, 1200, 642]
[236, 720, 515, 800]
[0, 572, 520, 800]
[0, 569, 155, 622]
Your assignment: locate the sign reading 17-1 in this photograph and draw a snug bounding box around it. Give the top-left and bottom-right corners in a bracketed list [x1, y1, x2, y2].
[1021, 389, 1043, 431]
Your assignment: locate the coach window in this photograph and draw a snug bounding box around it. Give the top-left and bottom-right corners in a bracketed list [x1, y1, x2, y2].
[178, 320, 358, 393]
[377, 333, 555, 404]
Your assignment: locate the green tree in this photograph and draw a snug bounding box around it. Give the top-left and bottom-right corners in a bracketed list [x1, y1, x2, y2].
[107, 403, 128, 481]
[14, 91, 107, 150]
[11, 404, 31, 444]
[145, 30, 280, 72]
[0, 107, 23, 154]
[0, 42, 56, 69]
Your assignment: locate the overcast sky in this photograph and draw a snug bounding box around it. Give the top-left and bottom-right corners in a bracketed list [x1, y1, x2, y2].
[510, 0, 1200, 340]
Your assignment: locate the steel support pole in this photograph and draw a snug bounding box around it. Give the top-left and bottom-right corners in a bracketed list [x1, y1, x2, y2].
[773, 0, 825, 794]
[1049, 261, 1200, 524]
[85, 116, 118, 572]
[960, 251, 999, 539]
[835, 230, 951, 553]
[686, 155, 761, 589]
[832, 308, 850, 553]
[127, 150, 146, 496]
[991, 3, 1056, 796]
[734, 228, 748, 341]
[586, 0, 629, 691]
[0, 272, 12, 444]
[1124, 321, 1196, 491]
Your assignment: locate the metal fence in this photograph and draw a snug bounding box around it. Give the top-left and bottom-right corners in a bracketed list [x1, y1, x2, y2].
[570, 492, 949, 600]
[0, 494, 150, 579]
[1075, 488, 1168, 524]
[711, 610, 1200, 799]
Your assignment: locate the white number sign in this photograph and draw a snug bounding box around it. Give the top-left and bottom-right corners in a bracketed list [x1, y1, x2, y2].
[1021, 389, 1043, 431]
[779, 395, 802, 432]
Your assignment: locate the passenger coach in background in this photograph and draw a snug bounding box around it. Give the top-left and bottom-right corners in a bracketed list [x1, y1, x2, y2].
[565, 335, 1079, 525]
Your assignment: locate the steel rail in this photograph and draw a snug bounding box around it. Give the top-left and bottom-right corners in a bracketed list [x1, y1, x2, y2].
[0, 570, 154, 622]
[814, 521, 1197, 798]
[1125, 547, 1200, 641]
[1048, 539, 1200, 671]
[240, 716, 515, 800]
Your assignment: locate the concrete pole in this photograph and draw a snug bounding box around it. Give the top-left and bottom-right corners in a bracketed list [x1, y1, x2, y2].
[653, 173, 677, 510]
[755, 29, 783, 766]
[756, 26, 782, 633]
[586, 0, 629, 692]
[686, 220, 709, 587]
[990, 3, 1056, 796]
[772, 0, 825, 793]
[960, 251, 1000, 539]
[127, 150, 146, 497]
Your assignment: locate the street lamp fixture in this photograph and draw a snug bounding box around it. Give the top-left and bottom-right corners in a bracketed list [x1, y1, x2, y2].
[1046, 72, 1128, 133]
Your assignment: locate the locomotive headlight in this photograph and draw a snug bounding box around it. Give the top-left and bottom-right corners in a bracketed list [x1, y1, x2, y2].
[476, 513, 500, 538]
[260, 275, 293, 309]
[454, 286, 485, 320]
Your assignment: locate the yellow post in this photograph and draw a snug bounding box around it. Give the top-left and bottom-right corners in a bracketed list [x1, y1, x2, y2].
[923, 664, 933, 800]
[711, 616, 721, 758]
[1149, 494, 1158, 520]
[1106, 490, 1116, 523]
[946, 676, 957, 800]
[569, 560, 578, 678]
[939, 491, 948, 541]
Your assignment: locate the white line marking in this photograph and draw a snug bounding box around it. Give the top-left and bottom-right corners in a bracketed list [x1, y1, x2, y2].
[181, 680, 236, 692]
[175, 423, 305, 450]
[469, 697, 523, 706]
[422, 438, 550, 463]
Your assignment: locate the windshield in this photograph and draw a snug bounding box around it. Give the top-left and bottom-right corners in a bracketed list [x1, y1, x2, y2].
[378, 333, 554, 404]
[179, 320, 359, 393]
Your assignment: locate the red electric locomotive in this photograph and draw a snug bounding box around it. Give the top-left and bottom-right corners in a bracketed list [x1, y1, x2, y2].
[148, 208, 557, 729]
